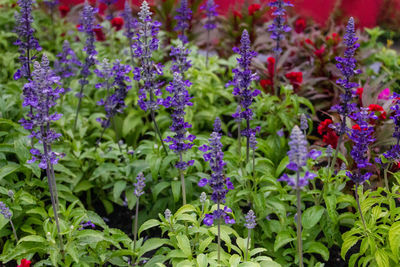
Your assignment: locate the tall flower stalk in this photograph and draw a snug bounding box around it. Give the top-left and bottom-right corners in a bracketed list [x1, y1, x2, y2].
[330, 17, 361, 171]
[122, 0, 137, 67]
[201, 0, 218, 66]
[268, 0, 293, 96]
[133, 1, 168, 155]
[163, 72, 195, 205]
[244, 210, 256, 261]
[278, 126, 319, 267]
[227, 30, 260, 164]
[174, 0, 192, 44]
[14, 0, 42, 81]
[95, 59, 131, 146]
[133, 172, 146, 250]
[19, 54, 65, 251]
[74, 1, 98, 131]
[0, 201, 18, 242]
[347, 108, 375, 230]
[198, 118, 235, 264]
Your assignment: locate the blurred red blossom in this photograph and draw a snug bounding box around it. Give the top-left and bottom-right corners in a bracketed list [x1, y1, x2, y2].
[248, 4, 261, 16]
[378, 88, 390, 100]
[94, 28, 106, 41]
[18, 259, 31, 267]
[318, 119, 338, 148]
[233, 10, 242, 19]
[285, 72, 303, 85]
[111, 17, 124, 31]
[314, 45, 325, 58]
[368, 104, 387, 120]
[295, 18, 306, 33]
[58, 5, 70, 18]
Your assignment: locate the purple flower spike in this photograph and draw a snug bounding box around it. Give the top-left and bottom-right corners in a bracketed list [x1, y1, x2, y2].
[0, 201, 12, 220]
[331, 17, 361, 135]
[346, 108, 375, 184]
[227, 30, 260, 141]
[14, 0, 42, 80]
[163, 72, 195, 170]
[54, 40, 82, 79]
[201, 0, 218, 31]
[200, 118, 235, 226]
[245, 210, 256, 229]
[19, 54, 64, 169]
[122, 0, 137, 40]
[268, 0, 293, 55]
[174, 0, 192, 44]
[134, 1, 164, 111]
[134, 172, 146, 197]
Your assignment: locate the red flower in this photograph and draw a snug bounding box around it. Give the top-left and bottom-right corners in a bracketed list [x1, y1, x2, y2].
[248, 4, 261, 16]
[260, 79, 272, 88]
[314, 45, 325, 58]
[98, 3, 107, 16]
[326, 32, 341, 45]
[285, 72, 303, 85]
[93, 28, 106, 41]
[58, 5, 70, 18]
[352, 124, 361, 131]
[260, 57, 276, 93]
[323, 130, 338, 148]
[233, 10, 242, 19]
[318, 119, 333, 135]
[18, 259, 31, 267]
[368, 104, 387, 120]
[111, 17, 124, 31]
[304, 38, 314, 46]
[295, 18, 306, 33]
[356, 87, 363, 98]
[267, 57, 275, 76]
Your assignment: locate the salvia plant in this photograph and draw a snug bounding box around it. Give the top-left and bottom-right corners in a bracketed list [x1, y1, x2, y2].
[201, 0, 218, 66]
[174, 0, 192, 44]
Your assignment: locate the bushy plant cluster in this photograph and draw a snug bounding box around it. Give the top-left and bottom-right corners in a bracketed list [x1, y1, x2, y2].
[0, 0, 399, 266]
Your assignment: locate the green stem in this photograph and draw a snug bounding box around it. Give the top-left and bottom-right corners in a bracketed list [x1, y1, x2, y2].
[383, 167, 389, 192]
[355, 183, 367, 231]
[330, 134, 343, 172]
[246, 119, 250, 164]
[296, 171, 303, 267]
[217, 201, 221, 266]
[238, 122, 242, 169]
[73, 82, 86, 132]
[9, 219, 18, 242]
[150, 109, 168, 155]
[245, 229, 250, 261]
[133, 197, 139, 250]
[179, 153, 186, 205]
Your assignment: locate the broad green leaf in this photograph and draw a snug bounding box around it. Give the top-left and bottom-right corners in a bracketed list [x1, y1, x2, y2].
[274, 231, 295, 251]
[197, 253, 208, 267]
[375, 249, 390, 267]
[138, 238, 167, 259]
[199, 237, 214, 253]
[139, 219, 160, 238]
[389, 221, 400, 259]
[74, 180, 94, 193]
[176, 234, 192, 259]
[341, 235, 359, 259]
[302, 206, 325, 229]
[17, 235, 47, 244]
[171, 180, 181, 203]
[0, 163, 20, 181]
[113, 180, 127, 202]
[304, 241, 329, 261]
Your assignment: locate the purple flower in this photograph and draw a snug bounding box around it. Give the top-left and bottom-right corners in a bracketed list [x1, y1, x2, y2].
[79, 220, 95, 230]
[245, 210, 256, 229]
[134, 172, 146, 197]
[133, 1, 164, 111]
[382, 93, 400, 162]
[201, 0, 218, 31]
[174, 0, 192, 44]
[96, 60, 131, 129]
[0, 201, 12, 220]
[19, 54, 64, 169]
[14, 0, 42, 80]
[54, 40, 81, 79]
[163, 72, 195, 170]
[278, 126, 317, 188]
[300, 114, 308, 131]
[77, 1, 98, 94]
[199, 118, 235, 225]
[268, 0, 293, 55]
[346, 108, 375, 184]
[122, 0, 137, 40]
[227, 30, 260, 139]
[331, 17, 361, 135]
[170, 45, 192, 74]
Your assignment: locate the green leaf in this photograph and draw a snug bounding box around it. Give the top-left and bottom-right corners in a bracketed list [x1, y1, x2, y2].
[375, 249, 390, 267]
[389, 221, 400, 259]
[199, 237, 214, 253]
[174, 204, 196, 217]
[341, 235, 359, 259]
[75, 229, 104, 245]
[275, 156, 289, 177]
[113, 180, 127, 202]
[274, 231, 295, 251]
[138, 219, 160, 238]
[138, 238, 167, 259]
[302, 206, 325, 229]
[176, 234, 192, 259]
[74, 180, 94, 193]
[0, 162, 20, 181]
[304, 241, 329, 261]
[17, 235, 47, 244]
[171, 181, 181, 203]
[197, 253, 208, 267]
[229, 254, 241, 267]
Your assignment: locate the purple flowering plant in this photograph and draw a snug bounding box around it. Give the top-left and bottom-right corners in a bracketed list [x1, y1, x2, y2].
[174, 0, 192, 44]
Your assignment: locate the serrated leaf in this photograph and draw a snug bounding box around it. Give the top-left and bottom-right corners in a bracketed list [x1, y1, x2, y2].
[375, 249, 390, 267]
[176, 234, 192, 259]
[341, 235, 359, 259]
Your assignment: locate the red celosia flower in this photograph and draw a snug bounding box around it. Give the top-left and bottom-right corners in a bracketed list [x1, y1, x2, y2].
[285, 72, 303, 85]
[304, 38, 314, 46]
[248, 4, 261, 16]
[260, 79, 271, 88]
[98, 3, 107, 16]
[368, 104, 387, 120]
[318, 119, 333, 135]
[356, 87, 363, 98]
[93, 28, 106, 41]
[111, 17, 124, 31]
[260, 57, 276, 93]
[295, 18, 306, 33]
[323, 130, 338, 148]
[18, 259, 31, 267]
[314, 45, 325, 58]
[58, 5, 70, 18]
[267, 57, 275, 76]
[326, 32, 341, 45]
[233, 10, 242, 19]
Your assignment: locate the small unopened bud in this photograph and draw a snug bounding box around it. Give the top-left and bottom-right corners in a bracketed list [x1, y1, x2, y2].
[200, 192, 207, 204]
[8, 190, 14, 199]
[164, 209, 171, 221]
